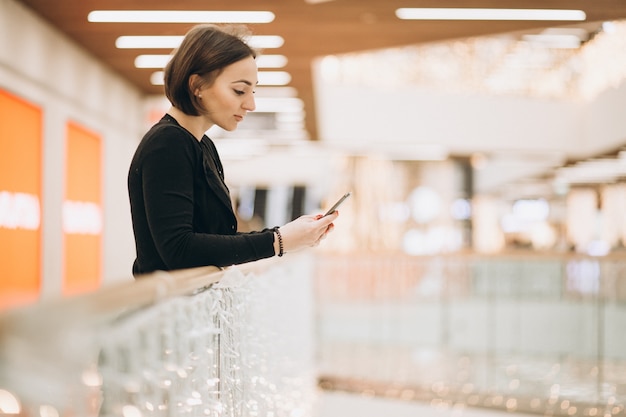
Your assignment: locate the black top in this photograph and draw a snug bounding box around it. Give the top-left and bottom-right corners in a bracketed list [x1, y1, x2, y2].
[128, 114, 275, 276]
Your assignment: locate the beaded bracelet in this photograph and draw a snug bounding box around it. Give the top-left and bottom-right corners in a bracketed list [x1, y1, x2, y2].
[273, 226, 284, 257]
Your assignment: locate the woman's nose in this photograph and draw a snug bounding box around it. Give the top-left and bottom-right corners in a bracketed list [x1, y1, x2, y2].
[243, 95, 256, 111]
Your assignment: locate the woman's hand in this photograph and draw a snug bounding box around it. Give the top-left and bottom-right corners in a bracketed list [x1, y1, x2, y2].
[275, 211, 338, 254]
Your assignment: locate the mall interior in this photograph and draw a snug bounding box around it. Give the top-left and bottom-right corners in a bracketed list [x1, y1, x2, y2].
[1, 0, 626, 416]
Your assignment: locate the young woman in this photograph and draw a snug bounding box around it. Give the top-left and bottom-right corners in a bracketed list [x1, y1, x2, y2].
[128, 24, 338, 276]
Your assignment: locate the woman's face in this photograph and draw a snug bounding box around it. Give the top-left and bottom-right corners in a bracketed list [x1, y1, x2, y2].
[199, 55, 258, 131]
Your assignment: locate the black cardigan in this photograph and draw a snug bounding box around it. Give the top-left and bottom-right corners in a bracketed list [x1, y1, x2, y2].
[128, 114, 275, 276]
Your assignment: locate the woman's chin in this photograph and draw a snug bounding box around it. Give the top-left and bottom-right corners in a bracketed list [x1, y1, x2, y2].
[219, 124, 237, 132]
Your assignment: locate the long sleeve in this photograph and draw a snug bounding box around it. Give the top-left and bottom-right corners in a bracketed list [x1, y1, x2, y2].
[128, 117, 275, 275]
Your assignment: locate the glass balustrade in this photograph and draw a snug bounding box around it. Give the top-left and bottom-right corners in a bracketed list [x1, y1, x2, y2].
[315, 252, 626, 416]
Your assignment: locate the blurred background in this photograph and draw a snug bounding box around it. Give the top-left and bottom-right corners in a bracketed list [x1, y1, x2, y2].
[1, 1, 626, 416]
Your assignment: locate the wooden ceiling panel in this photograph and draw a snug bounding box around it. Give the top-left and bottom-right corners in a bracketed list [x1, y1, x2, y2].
[18, 0, 626, 138]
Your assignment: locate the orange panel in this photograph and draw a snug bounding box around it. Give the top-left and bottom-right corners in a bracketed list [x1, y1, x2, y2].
[64, 234, 101, 296]
[63, 121, 102, 296]
[0, 89, 42, 310]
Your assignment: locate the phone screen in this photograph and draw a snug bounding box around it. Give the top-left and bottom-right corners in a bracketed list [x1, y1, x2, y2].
[324, 192, 351, 216]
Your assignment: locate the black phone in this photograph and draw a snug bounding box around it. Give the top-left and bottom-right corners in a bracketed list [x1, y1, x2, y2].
[323, 192, 351, 216]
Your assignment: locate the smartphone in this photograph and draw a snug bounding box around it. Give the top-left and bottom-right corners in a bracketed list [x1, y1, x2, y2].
[323, 192, 351, 216]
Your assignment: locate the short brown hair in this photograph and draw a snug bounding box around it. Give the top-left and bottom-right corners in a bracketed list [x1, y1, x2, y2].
[164, 24, 257, 116]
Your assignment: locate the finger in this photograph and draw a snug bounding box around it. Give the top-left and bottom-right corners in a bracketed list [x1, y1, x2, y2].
[318, 212, 338, 226]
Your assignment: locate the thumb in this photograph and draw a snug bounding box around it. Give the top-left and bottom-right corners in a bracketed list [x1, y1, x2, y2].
[319, 210, 339, 224]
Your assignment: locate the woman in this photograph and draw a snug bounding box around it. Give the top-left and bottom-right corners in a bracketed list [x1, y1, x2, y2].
[128, 24, 338, 276]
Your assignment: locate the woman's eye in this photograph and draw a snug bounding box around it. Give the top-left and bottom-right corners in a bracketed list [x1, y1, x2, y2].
[234, 90, 245, 96]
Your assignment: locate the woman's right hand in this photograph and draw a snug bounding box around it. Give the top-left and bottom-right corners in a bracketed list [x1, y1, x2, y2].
[275, 211, 338, 254]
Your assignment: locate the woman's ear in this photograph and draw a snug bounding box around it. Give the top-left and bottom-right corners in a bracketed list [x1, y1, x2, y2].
[188, 74, 201, 97]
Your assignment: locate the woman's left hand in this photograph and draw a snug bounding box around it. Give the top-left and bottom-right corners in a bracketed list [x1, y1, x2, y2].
[276, 211, 338, 253]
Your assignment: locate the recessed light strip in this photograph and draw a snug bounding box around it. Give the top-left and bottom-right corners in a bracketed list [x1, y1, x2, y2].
[117, 36, 182, 49]
[116, 35, 284, 49]
[135, 55, 171, 68]
[136, 54, 287, 69]
[256, 54, 288, 68]
[522, 34, 582, 49]
[150, 70, 291, 86]
[257, 71, 292, 86]
[88, 10, 275, 23]
[395, 8, 586, 21]
[150, 71, 165, 86]
[248, 35, 285, 49]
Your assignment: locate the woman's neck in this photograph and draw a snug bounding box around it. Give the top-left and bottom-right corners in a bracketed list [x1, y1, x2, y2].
[167, 107, 213, 141]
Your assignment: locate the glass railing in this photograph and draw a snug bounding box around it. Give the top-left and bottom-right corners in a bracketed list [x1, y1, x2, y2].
[0, 255, 317, 417]
[2, 251, 624, 416]
[315, 252, 626, 416]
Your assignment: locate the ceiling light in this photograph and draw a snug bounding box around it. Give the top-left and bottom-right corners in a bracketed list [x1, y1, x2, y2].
[116, 35, 284, 49]
[254, 97, 303, 113]
[602, 21, 617, 33]
[150, 71, 164, 85]
[207, 138, 270, 160]
[136, 54, 288, 69]
[256, 55, 288, 68]
[151, 71, 293, 87]
[88, 10, 275, 23]
[257, 71, 291, 86]
[117, 36, 181, 49]
[395, 8, 586, 21]
[135, 55, 171, 68]
[522, 27, 588, 49]
[248, 35, 285, 49]
[254, 86, 298, 97]
[522, 34, 582, 49]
